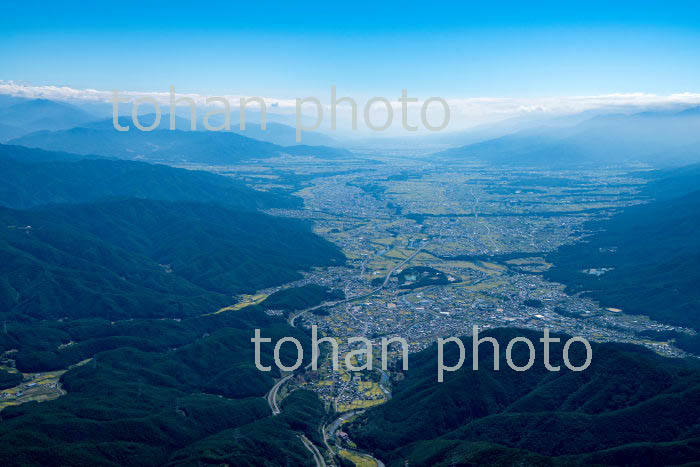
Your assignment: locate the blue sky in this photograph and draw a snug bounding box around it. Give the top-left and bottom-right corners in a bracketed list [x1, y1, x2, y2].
[1, 1, 699, 99]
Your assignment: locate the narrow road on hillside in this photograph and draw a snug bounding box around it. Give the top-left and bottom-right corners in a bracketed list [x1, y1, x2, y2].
[323, 412, 385, 467]
[266, 375, 329, 465]
[276, 239, 435, 466]
[299, 434, 327, 467]
[266, 374, 292, 415]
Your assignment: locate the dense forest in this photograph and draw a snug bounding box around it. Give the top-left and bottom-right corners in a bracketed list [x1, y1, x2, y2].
[348, 328, 700, 466]
[0, 144, 300, 210]
[0, 307, 324, 465]
[261, 284, 345, 317]
[0, 198, 344, 322]
[545, 167, 700, 352]
[0, 144, 345, 465]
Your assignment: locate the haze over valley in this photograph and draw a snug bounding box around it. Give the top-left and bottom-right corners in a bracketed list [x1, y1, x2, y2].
[2, 2, 700, 465]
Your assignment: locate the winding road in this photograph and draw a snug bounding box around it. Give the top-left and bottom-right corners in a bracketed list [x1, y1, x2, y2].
[268, 239, 434, 466]
[299, 434, 327, 467]
[266, 374, 292, 415]
[323, 412, 385, 467]
[265, 376, 328, 466]
[288, 239, 432, 329]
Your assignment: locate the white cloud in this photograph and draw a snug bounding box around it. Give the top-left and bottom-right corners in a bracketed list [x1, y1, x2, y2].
[2, 81, 700, 133]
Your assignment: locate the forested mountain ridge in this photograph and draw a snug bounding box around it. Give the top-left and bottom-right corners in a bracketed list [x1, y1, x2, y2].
[0, 198, 344, 322]
[349, 328, 700, 466]
[0, 137, 343, 465]
[641, 162, 700, 201]
[0, 306, 326, 466]
[545, 186, 700, 332]
[0, 143, 301, 210]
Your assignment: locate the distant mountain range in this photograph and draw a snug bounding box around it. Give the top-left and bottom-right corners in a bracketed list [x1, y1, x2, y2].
[0, 97, 342, 153]
[435, 107, 700, 167]
[9, 119, 352, 163]
[0, 99, 96, 141]
[10, 125, 280, 162]
[0, 94, 30, 108]
[84, 113, 340, 147]
[232, 121, 338, 146]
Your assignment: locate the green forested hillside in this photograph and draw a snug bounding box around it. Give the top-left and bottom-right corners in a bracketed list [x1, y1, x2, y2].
[0, 307, 323, 466]
[0, 144, 300, 210]
[348, 328, 700, 466]
[545, 189, 700, 331]
[0, 198, 344, 321]
[641, 162, 700, 200]
[261, 284, 345, 316]
[0, 369, 23, 389]
[0, 141, 342, 464]
[166, 389, 326, 466]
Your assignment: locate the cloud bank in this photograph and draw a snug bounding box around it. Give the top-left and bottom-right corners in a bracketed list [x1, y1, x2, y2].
[2, 81, 700, 133]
